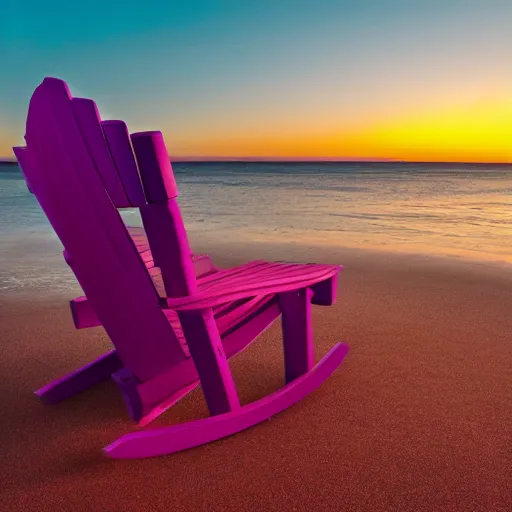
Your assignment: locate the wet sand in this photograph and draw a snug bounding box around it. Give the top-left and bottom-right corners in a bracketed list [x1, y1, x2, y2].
[1, 241, 511, 512]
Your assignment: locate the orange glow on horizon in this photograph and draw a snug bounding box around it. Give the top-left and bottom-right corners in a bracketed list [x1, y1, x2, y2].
[2, 96, 512, 164]
[156, 93, 512, 163]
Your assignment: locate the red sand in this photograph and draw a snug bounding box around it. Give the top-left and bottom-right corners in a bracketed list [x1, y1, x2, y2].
[1, 242, 511, 512]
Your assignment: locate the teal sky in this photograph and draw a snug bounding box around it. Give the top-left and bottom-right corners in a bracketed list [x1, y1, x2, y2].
[2, 0, 512, 161]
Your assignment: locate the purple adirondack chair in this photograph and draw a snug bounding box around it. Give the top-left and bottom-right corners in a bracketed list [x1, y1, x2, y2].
[13, 77, 349, 459]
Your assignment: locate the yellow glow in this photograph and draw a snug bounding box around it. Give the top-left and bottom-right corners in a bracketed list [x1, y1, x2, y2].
[157, 95, 512, 162]
[349, 95, 512, 162]
[2, 96, 512, 163]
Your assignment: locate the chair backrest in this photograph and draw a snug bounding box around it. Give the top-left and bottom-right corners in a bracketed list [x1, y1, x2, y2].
[13, 77, 191, 382]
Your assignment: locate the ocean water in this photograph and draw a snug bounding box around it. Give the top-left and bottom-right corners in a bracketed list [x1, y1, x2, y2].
[1, 162, 511, 292]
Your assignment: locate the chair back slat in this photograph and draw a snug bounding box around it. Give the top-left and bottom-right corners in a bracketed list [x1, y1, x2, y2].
[131, 131, 179, 203]
[131, 131, 197, 298]
[71, 98, 131, 207]
[101, 120, 147, 207]
[18, 77, 187, 382]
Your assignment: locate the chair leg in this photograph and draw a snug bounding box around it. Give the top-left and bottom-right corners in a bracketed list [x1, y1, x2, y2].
[35, 350, 122, 404]
[112, 368, 144, 422]
[279, 288, 315, 384]
[178, 309, 240, 415]
[311, 274, 338, 306]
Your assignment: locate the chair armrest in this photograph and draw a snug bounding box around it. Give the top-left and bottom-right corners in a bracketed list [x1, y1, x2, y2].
[161, 260, 342, 311]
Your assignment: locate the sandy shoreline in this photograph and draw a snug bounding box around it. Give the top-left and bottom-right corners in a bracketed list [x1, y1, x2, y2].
[1, 242, 511, 511]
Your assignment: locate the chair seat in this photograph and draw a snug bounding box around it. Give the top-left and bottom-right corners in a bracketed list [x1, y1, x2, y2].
[128, 225, 277, 357]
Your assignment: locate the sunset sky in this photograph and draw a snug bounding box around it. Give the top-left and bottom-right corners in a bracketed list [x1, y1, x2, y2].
[2, 0, 512, 162]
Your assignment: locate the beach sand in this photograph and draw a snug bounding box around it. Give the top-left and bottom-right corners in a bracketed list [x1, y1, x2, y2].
[1, 241, 511, 512]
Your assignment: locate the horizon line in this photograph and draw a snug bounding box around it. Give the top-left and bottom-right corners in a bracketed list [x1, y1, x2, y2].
[1, 157, 511, 165]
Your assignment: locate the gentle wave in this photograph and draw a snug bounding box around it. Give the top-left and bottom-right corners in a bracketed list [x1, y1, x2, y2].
[1, 162, 511, 291]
